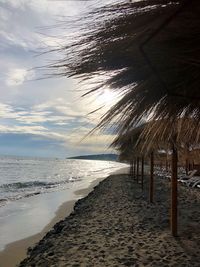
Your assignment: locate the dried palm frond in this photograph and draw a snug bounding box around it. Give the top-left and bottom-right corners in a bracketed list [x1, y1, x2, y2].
[49, 0, 200, 152]
[140, 118, 200, 153]
[110, 124, 145, 156]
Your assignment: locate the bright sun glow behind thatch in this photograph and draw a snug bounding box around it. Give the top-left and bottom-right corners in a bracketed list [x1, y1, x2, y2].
[97, 88, 119, 107]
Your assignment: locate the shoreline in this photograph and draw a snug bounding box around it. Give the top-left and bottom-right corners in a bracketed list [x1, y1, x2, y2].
[18, 172, 200, 267]
[0, 176, 105, 267]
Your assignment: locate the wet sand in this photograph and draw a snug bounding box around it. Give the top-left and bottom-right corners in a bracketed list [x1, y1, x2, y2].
[0, 177, 105, 267]
[18, 173, 200, 267]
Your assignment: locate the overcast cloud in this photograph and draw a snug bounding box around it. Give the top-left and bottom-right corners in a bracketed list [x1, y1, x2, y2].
[0, 0, 117, 158]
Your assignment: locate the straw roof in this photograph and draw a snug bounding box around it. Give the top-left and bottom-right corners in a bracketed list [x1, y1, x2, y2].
[110, 124, 144, 149]
[110, 117, 200, 163]
[140, 118, 200, 152]
[50, 0, 200, 151]
[110, 124, 145, 160]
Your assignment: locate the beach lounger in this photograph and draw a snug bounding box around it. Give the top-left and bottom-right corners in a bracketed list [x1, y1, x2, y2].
[178, 169, 197, 183]
[184, 176, 200, 187]
[191, 179, 200, 188]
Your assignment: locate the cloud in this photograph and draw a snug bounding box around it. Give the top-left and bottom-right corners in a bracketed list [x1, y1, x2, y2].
[0, 100, 115, 156]
[0, 101, 91, 140]
[32, 98, 100, 127]
[6, 68, 32, 86]
[0, 120, 114, 154]
[0, 101, 70, 125]
[0, 124, 72, 146]
[0, 0, 119, 157]
[0, 92, 116, 154]
[0, 124, 47, 135]
[63, 125, 116, 153]
[0, 99, 114, 144]
[0, 103, 17, 118]
[33, 98, 81, 117]
[0, 0, 98, 52]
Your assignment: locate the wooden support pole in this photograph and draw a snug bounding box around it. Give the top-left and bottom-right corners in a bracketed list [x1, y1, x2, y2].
[133, 159, 136, 180]
[136, 157, 139, 183]
[132, 159, 134, 178]
[132, 160, 134, 178]
[171, 144, 178, 237]
[185, 159, 188, 175]
[166, 159, 168, 172]
[149, 151, 154, 203]
[141, 156, 144, 190]
[188, 162, 191, 171]
[130, 160, 133, 178]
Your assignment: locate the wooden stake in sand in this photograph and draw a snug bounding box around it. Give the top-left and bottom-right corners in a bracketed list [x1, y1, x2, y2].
[166, 159, 168, 172]
[130, 159, 134, 178]
[185, 159, 188, 175]
[141, 156, 144, 190]
[136, 157, 139, 183]
[133, 158, 136, 180]
[171, 144, 178, 237]
[150, 151, 154, 203]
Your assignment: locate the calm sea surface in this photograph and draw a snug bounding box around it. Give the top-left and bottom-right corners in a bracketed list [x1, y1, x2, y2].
[0, 156, 127, 250]
[0, 156, 126, 207]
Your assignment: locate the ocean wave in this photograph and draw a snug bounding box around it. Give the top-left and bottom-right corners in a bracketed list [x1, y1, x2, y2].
[0, 191, 43, 207]
[0, 177, 82, 191]
[0, 177, 81, 207]
[0, 181, 58, 190]
[0, 198, 8, 207]
[0, 158, 127, 210]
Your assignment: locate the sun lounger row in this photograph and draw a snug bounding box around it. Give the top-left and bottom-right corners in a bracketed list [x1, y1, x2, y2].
[154, 168, 200, 189]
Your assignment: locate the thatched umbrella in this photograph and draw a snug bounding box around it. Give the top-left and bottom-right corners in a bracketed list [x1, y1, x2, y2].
[49, 0, 200, 237]
[50, 0, 200, 135]
[140, 118, 200, 236]
[110, 124, 154, 193]
[107, 117, 200, 236]
[110, 126, 143, 182]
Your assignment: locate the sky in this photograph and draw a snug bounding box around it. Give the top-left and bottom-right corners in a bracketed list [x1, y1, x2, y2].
[0, 0, 119, 158]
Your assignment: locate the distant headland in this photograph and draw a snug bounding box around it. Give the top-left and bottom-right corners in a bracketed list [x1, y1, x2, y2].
[67, 154, 118, 161]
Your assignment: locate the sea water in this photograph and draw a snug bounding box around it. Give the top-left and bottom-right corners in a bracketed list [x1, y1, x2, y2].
[0, 156, 127, 250]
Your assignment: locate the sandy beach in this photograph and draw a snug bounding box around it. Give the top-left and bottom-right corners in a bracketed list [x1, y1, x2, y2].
[18, 172, 200, 267]
[0, 176, 106, 267]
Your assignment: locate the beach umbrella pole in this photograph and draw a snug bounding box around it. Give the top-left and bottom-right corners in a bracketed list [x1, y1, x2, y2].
[171, 144, 178, 237]
[141, 156, 144, 190]
[150, 151, 154, 203]
[137, 157, 139, 183]
[133, 159, 136, 180]
[185, 159, 188, 175]
[166, 159, 168, 172]
[130, 159, 134, 178]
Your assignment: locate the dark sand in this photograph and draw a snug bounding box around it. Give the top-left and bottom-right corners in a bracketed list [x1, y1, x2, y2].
[18, 173, 200, 267]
